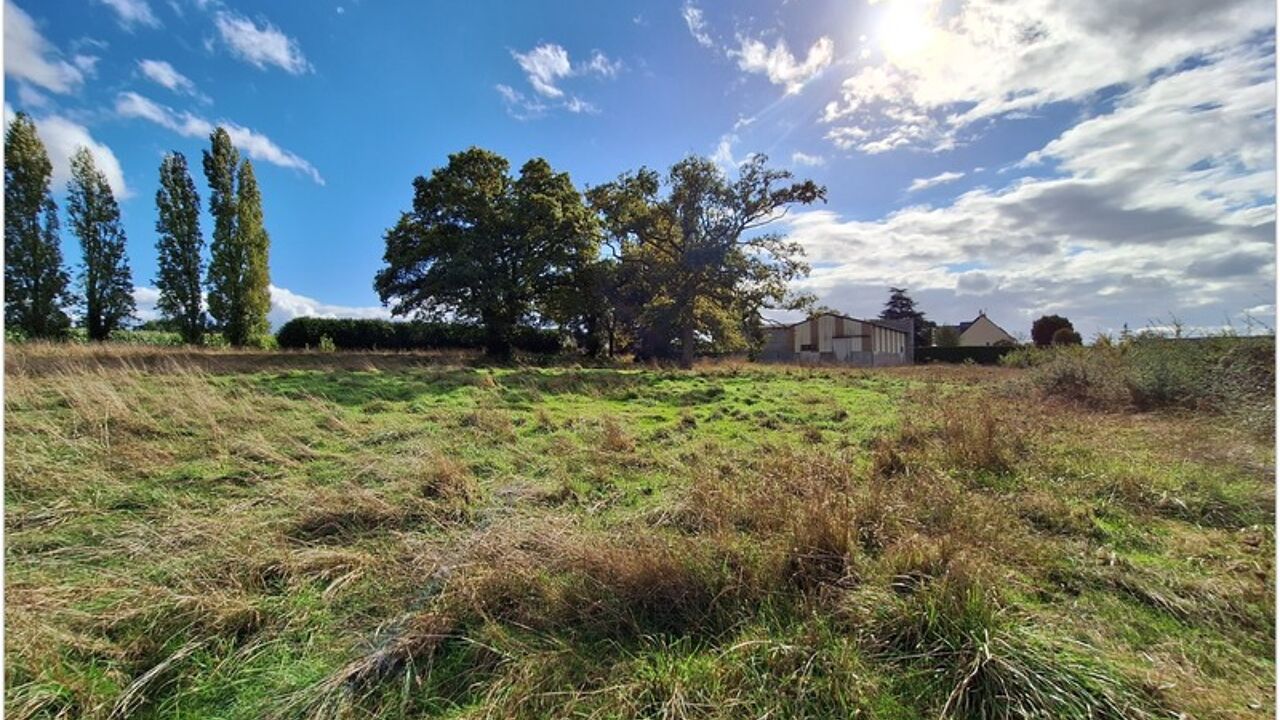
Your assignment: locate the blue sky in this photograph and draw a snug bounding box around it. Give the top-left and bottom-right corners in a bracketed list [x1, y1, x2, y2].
[5, 0, 1276, 338]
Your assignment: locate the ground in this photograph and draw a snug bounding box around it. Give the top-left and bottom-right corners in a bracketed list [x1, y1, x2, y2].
[4, 345, 1275, 719]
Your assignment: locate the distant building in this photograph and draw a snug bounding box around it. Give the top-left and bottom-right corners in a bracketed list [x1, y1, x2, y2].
[936, 312, 1016, 347]
[759, 312, 913, 365]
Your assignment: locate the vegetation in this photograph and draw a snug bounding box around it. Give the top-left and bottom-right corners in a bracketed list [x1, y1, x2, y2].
[155, 152, 207, 345]
[5, 344, 1272, 719]
[4, 112, 72, 338]
[67, 147, 136, 341]
[879, 286, 930, 348]
[375, 148, 599, 359]
[276, 317, 562, 354]
[205, 127, 272, 347]
[588, 154, 824, 367]
[1032, 314, 1075, 347]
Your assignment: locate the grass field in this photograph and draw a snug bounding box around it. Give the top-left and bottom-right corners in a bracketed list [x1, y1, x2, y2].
[4, 344, 1274, 719]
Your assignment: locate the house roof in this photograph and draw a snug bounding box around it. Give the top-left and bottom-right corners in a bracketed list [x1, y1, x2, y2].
[958, 313, 1013, 339]
[772, 311, 911, 335]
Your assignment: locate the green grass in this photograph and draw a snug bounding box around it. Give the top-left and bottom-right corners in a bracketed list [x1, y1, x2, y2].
[5, 346, 1274, 719]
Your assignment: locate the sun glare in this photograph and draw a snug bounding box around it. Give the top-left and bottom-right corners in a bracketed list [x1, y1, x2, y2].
[877, 0, 935, 62]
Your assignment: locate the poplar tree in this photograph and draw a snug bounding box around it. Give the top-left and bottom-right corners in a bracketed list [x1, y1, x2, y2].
[67, 147, 135, 341]
[155, 152, 206, 344]
[234, 159, 272, 343]
[204, 127, 271, 346]
[5, 112, 72, 337]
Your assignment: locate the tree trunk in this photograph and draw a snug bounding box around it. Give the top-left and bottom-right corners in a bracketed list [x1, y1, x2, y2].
[679, 320, 695, 369]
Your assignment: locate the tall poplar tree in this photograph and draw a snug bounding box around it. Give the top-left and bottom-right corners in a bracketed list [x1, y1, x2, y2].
[5, 112, 72, 337]
[204, 128, 272, 346]
[67, 147, 134, 341]
[155, 152, 206, 344]
[234, 159, 272, 343]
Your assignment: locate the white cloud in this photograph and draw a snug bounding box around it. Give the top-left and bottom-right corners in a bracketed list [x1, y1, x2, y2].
[732, 35, 834, 95]
[791, 151, 826, 167]
[131, 285, 391, 329]
[512, 43, 572, 98]
[4, 106, 130, 199]
[214, 11, 310, 74]
[4, 1, 84, 94]
[137, 59, 200, 96]
[682, 3, 714, 48]
[822, 0, 1276, 154]
[907, 170, 964, 192]
[95, 0, 159, 29]
[504, 43, 620, 116]
[780, 42, 1275, 337]
[115, 92, 324, 184]
[266, 285, 390, 328]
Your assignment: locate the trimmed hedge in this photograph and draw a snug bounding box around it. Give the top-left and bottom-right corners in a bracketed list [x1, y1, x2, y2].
[915, 345, 1019, 365]
[275, 317, 564, 354]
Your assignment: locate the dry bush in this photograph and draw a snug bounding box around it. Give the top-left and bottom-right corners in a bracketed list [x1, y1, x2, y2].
[599, 415, 635, 453]
[416, 452, 478, 504]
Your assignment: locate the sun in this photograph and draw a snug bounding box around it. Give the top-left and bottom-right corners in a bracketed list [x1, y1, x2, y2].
[877, 0, 935, 62]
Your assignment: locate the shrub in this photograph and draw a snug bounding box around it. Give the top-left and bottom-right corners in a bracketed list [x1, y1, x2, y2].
[275, 317, 564, 354]
[1051, 327, 1083, 346]
[916, 346, 1019, 365]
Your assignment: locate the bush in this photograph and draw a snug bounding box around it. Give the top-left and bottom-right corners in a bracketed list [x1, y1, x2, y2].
[1052, 327, 1083, 346]
[275, 317, 564, 354]
[916, 346, 1020, 365]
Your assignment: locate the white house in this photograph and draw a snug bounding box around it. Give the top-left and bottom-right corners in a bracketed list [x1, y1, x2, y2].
[937, 312, 1016, 347]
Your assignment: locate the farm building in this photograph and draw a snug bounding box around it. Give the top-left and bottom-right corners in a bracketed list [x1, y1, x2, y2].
[759, 312, 914, 366]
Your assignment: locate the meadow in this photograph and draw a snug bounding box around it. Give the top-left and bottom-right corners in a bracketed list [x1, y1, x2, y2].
[4, 343, 1274, 719]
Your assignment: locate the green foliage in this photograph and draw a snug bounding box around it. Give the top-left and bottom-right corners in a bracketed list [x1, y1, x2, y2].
[275, 317, 563, 353]
[205, 128, 271, 347]
[4, 111, 72, 338]
[317, 334, 336, 353]
[879, 287, 930, 348]
[932, 325, 960, 348]
[375, 147, 598, 358]
[588, 154, 824, 367]
[67, 147, 136, 341]
[1031, 314, 1074, 347]
[916, 345, 1019, 365]
[1052, 326, 1083, 346]
[155, 152, 206, 344]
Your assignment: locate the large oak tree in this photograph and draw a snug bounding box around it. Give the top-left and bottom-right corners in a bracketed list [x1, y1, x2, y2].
[374, 147, 598, 357]
[588, 155, 824, 367]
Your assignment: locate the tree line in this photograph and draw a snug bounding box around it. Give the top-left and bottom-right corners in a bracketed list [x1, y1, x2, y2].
[374, 147, 826, 368]
[4, 113, 272, 346]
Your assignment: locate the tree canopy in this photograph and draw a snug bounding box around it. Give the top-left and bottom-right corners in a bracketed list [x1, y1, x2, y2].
[879, 287, 931, 348]
[374, 147, 599, 357]
[1032, 314, 1075, 347]
[588, 154, 824, 367]
[204, 128, 271, 346]
[5, 112, 72, 338]
[155, 151, 206, 344]
[67, 147, 134, 341]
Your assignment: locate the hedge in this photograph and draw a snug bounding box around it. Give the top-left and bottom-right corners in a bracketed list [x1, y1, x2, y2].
[915, 345, 1020, 365]
[275, 317, 564, 354]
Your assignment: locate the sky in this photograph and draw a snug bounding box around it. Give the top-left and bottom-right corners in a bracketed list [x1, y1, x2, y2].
[4, 0, 1276, 338]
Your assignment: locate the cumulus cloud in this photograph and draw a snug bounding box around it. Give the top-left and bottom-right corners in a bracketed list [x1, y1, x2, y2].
[5, 104, 130, 198]
[791, 151, 826, 167]
[781, 42, 1275, 336]
[822, 0, 1276, 154]
[732, 35, 834, 95]
[907, 170, 964, 192]
[682, 3, 714, 48]
[115, 92, 324, 184]
[132, 285, 390, 329]
[137, 59, 201, 97]
[214, 11, 311, 74]
[502, 43, 621, 117]
[4, 1, 85, 94]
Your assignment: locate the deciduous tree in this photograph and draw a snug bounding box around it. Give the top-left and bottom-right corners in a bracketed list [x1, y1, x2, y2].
[374, 147, 599, 358]
[204, 128, 271, 346]
[1032, 314, 1074, 347]
[5, 112, 72, 337]
[589, 155, 824, 368]
[155, 151, 206, 344]
[67, 147, 134, 340]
